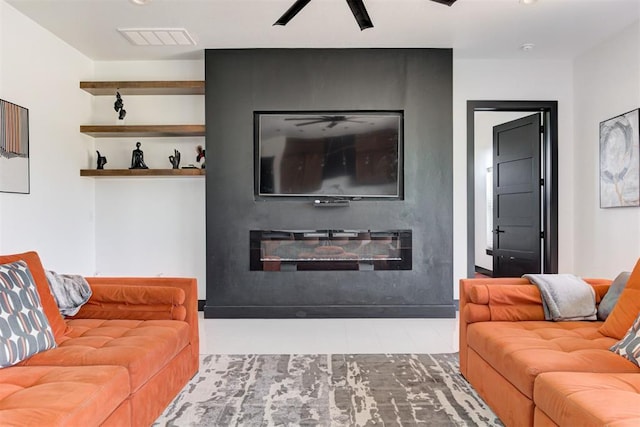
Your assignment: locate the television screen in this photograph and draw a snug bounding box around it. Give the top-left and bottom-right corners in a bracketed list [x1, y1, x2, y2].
[255, 111, 403, 199]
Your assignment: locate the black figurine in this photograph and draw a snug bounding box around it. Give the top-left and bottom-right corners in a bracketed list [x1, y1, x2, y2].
[169, 149, 181, 169]
[96, 151, 107, 169]
[196, 145, 205, 169]
[130, 142, 148, 169]
[114, 91, 126, 120]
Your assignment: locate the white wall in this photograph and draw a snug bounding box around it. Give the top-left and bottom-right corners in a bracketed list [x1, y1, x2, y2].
[0, 2, 4, 250]
[91, 61, 206, 298]
[453, 57, 575, 297]
[573, 21, 640, 277]
[0, 1, 95, 273]
[0, 2, 206, 299]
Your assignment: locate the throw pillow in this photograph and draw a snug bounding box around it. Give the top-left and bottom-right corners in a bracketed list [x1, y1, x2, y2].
[610, 312, 640, 367]
[0, 252, 69, 341]
[598, 271, 631, 320]
[599, 258, 640, 339]
[0, 260, 57, 367]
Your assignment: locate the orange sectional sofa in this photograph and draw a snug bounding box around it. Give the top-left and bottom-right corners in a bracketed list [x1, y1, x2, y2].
[459, 275, 640, 427]
[0, 252, 199, 426]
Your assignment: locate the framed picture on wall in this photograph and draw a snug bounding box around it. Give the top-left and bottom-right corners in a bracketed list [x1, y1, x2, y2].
[0, 99, 30, 194]
[600, 108, 639, 208]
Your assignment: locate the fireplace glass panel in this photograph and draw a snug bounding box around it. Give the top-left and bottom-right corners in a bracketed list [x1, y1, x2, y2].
[250, 230, 411, 271]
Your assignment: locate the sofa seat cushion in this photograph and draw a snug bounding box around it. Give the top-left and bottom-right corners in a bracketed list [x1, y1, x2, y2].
[467, 321, 639, 399]
[0, 365, 129, 426]
[17, 318, 189, 392]
[534, 372, 640, 427]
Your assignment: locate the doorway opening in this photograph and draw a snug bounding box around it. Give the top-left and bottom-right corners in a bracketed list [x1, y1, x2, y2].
[466, 101, 558, 278]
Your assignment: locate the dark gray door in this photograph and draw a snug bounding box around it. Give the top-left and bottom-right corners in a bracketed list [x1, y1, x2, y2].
[492, 113, 542, 277]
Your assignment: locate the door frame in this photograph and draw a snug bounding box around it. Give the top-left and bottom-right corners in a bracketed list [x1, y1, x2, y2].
[467, 100, 558, 277]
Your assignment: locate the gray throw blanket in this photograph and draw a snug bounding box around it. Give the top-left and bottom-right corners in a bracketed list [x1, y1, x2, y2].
[45, 270, 92, 317]
[523, 274, 597, 321]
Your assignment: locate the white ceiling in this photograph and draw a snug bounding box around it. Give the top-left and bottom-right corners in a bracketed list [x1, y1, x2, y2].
[7, 0, 640, 61]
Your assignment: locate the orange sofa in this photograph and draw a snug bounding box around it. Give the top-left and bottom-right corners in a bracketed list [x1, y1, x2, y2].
[0, 252, 199, 426]
[460, 276, 640, 427]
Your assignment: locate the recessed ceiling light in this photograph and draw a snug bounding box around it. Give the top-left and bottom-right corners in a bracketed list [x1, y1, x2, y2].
[130, 0, 152, 5]
[519, 0, 538, 4]
[520, 43, 535, 51]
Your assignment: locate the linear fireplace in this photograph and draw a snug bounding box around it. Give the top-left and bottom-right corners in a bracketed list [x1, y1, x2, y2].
[250, 229, 412, 271]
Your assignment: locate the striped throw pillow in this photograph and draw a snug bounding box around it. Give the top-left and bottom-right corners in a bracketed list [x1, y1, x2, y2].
[0, 260, 56, 367]
[610, 312, 640, 367]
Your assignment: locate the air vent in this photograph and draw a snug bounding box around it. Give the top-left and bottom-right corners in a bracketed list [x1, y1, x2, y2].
[118, 28, 196, 46]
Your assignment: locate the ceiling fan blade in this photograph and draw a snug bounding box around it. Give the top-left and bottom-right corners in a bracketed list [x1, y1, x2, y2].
[285, 117, 325, 121]
[429, 0, 457, 6]
[294, 120, 329, 126]
[274, 0, 312, 26]
[346, 0, 373, 31]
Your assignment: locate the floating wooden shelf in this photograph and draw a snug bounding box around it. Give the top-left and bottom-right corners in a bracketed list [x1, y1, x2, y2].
[80, 81, 205, 179]
[80, 81, 205, 96]
[81, 169, 205, 177]
[80, 125, 205, 137]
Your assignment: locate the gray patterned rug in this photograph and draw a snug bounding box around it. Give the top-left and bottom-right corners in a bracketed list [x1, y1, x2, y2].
[154, 353, 501, 426]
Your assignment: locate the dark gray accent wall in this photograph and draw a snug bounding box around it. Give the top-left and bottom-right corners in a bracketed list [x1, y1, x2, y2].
[205, 49, 453, 318]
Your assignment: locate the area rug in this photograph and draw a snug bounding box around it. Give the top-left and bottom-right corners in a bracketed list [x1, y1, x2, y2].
[154, 353, 502, 426]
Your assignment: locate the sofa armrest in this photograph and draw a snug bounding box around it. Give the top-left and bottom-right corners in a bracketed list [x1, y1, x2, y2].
[464, 281, 545, 323]
[75, 283, 187, 321]
[71, 277, 199, 362]
[458, 277, 611, 377]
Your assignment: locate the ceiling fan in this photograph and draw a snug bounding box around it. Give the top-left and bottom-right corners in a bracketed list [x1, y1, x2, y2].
[285, 115, 366, 128]
[274, 0, 458, 31]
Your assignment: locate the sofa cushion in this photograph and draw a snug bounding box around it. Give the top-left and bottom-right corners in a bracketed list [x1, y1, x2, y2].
[0, 365, 129, 426]
[467, 321, 639, 399]
[598, 271, 631, 320]
[611, 312, 640, 366]
[18, 318, 190, 392]
[0, 261, 56, 367]
[0, 252, 69, 342]
[599, 259, 640, 339]
[534, 372, 640, 427]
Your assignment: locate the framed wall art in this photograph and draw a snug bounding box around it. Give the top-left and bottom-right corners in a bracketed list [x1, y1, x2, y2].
[0, 99, 30, 194]
[600, 108, 639, 208]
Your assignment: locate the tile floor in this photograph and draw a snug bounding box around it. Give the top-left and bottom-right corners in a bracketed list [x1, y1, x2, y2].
[198, 313, 459, 355]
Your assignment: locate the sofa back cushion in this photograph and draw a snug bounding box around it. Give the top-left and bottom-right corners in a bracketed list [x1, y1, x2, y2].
[0, 252, 68, 342]
[598, 271, 631, 320]
[599, 259, 640, 340]
[0, 261, 57, 367]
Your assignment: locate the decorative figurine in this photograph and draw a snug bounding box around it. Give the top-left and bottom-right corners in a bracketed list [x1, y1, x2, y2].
[169, 149, 181, 169]
[96, 150, 107, 169]
[130, 142, 148, 169]
[114, 91, 126, 120]
[196, 145, 205, 169]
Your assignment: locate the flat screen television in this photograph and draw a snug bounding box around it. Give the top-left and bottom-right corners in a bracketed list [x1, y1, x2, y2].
[255, 111, 403, 200]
